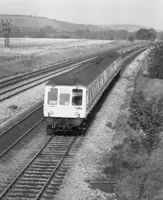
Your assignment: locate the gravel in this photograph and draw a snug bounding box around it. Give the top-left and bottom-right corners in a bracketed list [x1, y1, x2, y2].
[0, 83, 45, 128]
[54, 49, 151, 200]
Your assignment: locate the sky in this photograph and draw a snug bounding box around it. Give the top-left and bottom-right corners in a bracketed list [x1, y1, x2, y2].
[0, 0, 163, 30]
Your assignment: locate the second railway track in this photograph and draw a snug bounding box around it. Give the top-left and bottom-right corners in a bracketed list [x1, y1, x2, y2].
[0, 57, 96, 102]
[0, 43, 149, 102]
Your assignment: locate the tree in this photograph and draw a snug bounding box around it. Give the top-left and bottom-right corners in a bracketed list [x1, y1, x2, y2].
[135, 28, 157, 41]
[160, 34, 163, 40]
[11, 25, 21, 37]
[128, 92, 163, 155]
[36, 29, 46, 38]
[116, 29, 128, 40]
[135, 29, 149, 40]
[41, 25, 53, 33]
[110, 36, 114, 40]
[148, 28, 156, 41]
[128, 35, 135, 43]
[0, 18, 12, 47]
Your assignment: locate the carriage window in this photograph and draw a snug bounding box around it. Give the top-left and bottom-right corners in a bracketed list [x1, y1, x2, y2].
[60, 93, 70, 105]
[72, 89, 83, 106]
[48, 88, 58, 105]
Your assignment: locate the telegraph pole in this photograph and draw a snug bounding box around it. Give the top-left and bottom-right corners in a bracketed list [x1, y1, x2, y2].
[1, 18, 12, 47]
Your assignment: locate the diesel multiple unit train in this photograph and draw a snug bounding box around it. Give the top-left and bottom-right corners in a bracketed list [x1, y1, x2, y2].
[43, 44, 148, 134]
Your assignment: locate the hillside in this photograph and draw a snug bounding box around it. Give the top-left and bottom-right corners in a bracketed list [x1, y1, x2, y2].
[0, 14, 160, 40]
[0, 14, 100, 32]
[0, 14, 151, 32]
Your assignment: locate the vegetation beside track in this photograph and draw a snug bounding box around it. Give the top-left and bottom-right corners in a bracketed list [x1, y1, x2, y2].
[147, 44, 163, 79]
[103, 43, 163, 200]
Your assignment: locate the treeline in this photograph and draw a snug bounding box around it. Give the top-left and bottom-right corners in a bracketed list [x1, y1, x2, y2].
[147, 44, 163, 79]
[0, 24, 161, 41]
[0, 25, 130, 40]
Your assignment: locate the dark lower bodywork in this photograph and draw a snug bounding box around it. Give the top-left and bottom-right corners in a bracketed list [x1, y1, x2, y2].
[45, 117, 84, 134]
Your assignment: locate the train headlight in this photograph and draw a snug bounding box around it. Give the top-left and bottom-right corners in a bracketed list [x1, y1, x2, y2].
[75, 112, 80, 118]
[48, 110, 53, 116]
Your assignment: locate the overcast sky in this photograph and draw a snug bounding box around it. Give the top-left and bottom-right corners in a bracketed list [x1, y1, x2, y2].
[0, 0, 162, 30]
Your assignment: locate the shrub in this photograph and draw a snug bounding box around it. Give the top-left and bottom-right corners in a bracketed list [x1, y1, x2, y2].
[8, 104, 18, 109]
[128, 92, 163, 155]
[148, 44, 163, 79]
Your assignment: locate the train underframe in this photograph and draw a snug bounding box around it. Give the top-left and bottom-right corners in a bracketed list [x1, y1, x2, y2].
[45, 117, 85, 134]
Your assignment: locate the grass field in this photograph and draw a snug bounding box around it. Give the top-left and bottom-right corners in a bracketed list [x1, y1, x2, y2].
[0, 38, 132, 79]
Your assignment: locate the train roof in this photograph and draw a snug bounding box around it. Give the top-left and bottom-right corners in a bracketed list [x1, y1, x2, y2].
[46, 51, 121, 87]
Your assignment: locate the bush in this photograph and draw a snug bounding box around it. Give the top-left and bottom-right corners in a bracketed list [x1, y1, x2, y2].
[148, 44, 163, 79]
[104, 132, 163, 200]
[8, 104, 18, 109]
[128, 92, 163, 155]
[128, 35, 134, 43]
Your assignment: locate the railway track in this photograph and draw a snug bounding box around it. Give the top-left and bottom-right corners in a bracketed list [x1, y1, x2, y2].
[0, 104, 44, 158]
[0, 57, 96, 102]
[0, 43, 148, 102]
[0, 54, 96, 87]
[120, 46, 150, 74]
[0, 135, 84, 200]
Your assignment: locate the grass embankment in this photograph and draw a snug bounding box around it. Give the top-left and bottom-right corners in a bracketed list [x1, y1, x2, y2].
[0, 39, 131, 79]
[104, 43, 163, 200]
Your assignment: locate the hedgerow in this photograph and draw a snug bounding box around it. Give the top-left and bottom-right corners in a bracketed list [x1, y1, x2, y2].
[147, 44, 163, 79]
[128, 92, 163, 155]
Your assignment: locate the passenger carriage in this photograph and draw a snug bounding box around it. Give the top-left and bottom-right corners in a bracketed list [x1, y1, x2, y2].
[43, 51, 122, 134]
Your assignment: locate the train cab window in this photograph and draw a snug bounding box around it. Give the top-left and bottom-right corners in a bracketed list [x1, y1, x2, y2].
[47, 88, 58, 105]
[72, 89, 83, 106]
[60, 93, 70, 105]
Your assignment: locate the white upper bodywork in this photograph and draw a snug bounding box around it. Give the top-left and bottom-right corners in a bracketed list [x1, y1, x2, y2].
[44, 57, 121, 119]
[44, 86, 86, 118]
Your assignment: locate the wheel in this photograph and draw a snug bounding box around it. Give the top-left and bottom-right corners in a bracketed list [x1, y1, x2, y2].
[46, 125, 53, 135]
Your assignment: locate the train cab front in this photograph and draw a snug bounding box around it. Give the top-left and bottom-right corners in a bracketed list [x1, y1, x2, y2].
[43, 85, 86, 134]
